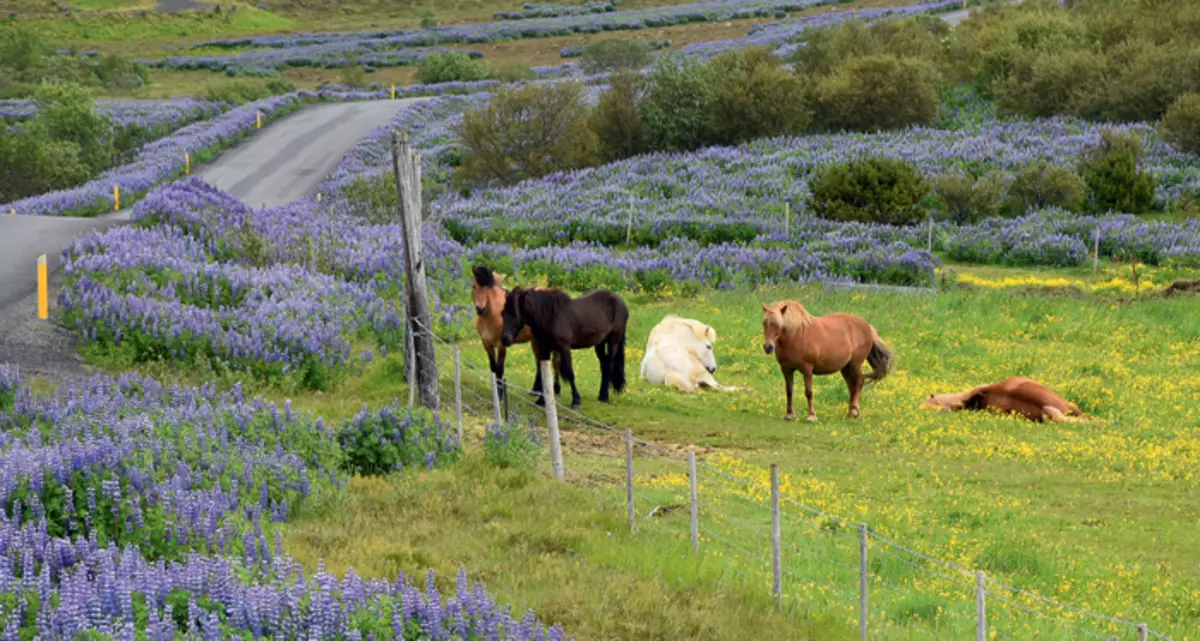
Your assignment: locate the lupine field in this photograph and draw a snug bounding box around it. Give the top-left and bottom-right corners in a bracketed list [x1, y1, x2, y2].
[5, 0, 1200, 637]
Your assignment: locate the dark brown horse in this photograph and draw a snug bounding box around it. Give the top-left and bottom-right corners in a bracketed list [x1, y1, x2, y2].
[922, 377, 1096, 423]
[472, 266, 559, 406]
[761, 300, 892, 422]
[500, 286, 629, 408]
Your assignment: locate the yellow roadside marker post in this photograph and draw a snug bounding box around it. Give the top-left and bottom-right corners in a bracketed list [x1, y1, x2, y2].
[114, 185, 120, 211]
[37, 254, 48, 320]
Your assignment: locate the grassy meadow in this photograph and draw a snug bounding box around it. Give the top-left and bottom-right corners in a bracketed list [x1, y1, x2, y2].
[241, 263, 1200, 640]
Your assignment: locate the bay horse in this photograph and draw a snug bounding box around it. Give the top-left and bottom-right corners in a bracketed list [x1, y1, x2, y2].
[500, 286, 629, 408]
[761, 300, 893, 422]
[471, 266, 559, 408]
[922, 377, 1096, 423]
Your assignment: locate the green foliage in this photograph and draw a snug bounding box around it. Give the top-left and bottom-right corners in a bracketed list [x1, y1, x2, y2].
[490, 61, 536, 83]
[337, 405, 460, 476]
[1159, 92, 1200, 155]
[580, 38, 652, 75]
[809, 157, 931, 225]
[265, 78, 297, 94]
[1080, 130, 1155, 214]
[28, 81, 114, 172]
[815, 54, 940, 132]
[420, 6, 438, 29]
[456, 81, 599, 185]
[639, 55, 720, 153]
[483, 414, 542, 470]
[789, 17, 947, 77]
[415, 51, 490, 85]
[1005, 162, 1088, 214]
[932, 172, 1005, 224]
[994, 49, 1106, 118]
[590, 69, 644, 162]
[708, 47, 810, 145]
[202, 80, 275, 105]
[340, 52, 367, 87]
[92, 53, 150, 92]
[0, 28, 152, 98]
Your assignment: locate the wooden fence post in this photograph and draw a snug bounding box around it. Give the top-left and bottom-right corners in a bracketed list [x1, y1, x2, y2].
[688, 451, 699, 553]
[540, 360, 564, 480]
[784, 201, 790, 238]
[490, 372, 503, 427]
[771, 463, 782, 609]
[976, 571, 987, 641]
[407, 328, 416, 409]
[391, 131, 439, 410]
[1137, 624, 1148, 641]
[926, 213, 934, 253]
[453, 347, 464, 445]
[625, 206, 634, 246]
[1093, 228, 1100, 273]
[625, 430, 635, 533]
[859, 524, 869, 641]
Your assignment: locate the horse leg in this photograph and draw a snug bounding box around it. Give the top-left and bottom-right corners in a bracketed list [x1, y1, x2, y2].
[529, 339, 544, 399]
[595, 342, 611, 403]
[495, 344, 512, 422]
[841, 363, 864, 419]
[559, 346, 582, 408]
[783, 367, 796, 421]
[803, 366, 818, 423]
[533, 339, 555, 407]
[665, 370, 697, 393]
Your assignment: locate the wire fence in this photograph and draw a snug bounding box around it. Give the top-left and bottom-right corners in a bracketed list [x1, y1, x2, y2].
[401, 318, 1169, 641]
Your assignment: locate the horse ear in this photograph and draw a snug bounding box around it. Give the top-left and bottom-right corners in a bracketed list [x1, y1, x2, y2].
[780, 303, 788, 314]
[761, 304, 770, 313]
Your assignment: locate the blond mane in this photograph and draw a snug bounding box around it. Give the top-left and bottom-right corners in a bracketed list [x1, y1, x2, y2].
[765, 300, 814, 330]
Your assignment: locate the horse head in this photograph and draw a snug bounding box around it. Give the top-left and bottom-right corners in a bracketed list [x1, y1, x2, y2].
[761, 303, 785, 355]
[681, 320, 718, 373]
[471, 265, 506, 317]
[499, 287, 527, 347]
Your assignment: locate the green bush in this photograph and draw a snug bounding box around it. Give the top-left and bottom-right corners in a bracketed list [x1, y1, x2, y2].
[640, 55, 719, 152]
[590, 69, 644, 162]
[994, 49, 1106, 119]
[580, 38, 652, 75]
[265, 78, 297, 94]
[203, 80, 274, 105]
[340, 52, 367, 87]
[491, 61, 536, 83]
[27, 81, 113, 174]
[790, 17, 947, 78]
[0, 29, 153, 98]
[0, 131, 90, 201]
[337, 404, 460, 476]
[708, 47, 810, 145]
[93, 53, 150, 92]
[809, 157, 931, 225]
[420, 6, 438, 29]
[415, 51, 490, 84]
[815, 54, 940, 132]
[932, 172, 1005, 224]
[1160, 92, 1200, 155]
[456, 81, 599, 185]
[1080, 130, 1155, 214]
[1005, 162, 1088, 214]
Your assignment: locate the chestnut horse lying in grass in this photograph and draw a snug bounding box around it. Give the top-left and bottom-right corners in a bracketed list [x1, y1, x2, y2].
[471, 266, 558, 408]
[500, 286, 628, 408]
[761, 300, 893, 422]
[922, 377, 1096, 423]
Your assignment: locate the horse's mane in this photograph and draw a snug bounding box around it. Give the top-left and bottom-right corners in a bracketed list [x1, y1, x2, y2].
[514, 287, 572, 329]
[773, 300, 814, 330]
[473, 265, 495, 288]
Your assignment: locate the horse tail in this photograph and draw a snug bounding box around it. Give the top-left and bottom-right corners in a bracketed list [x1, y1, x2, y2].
[865, 331, 894, 385]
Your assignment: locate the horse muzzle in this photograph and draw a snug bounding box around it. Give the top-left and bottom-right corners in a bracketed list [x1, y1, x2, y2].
[763, 344, 775, 355]
[707, 365, 717, 374]
[500, 335, 515, 347]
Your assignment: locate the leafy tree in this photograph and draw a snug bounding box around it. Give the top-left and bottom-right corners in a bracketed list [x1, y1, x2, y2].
[932, 172, 1005, 223]
[590, 69, 645, 162]
[708, 47, 810, 145]
[810, 157, 931, 225]
[415, 51, 490, 84]
[580, 38, 652, 75]
[1080, 130, 1155, 214]
[1160, 92, 1200, 155]
[456, 81, 599, 185]
[27, 81, 113, 174]
[815, 54, 940, 131]
[639, 55, 719, 152]
[1006, 162, 1088, 214]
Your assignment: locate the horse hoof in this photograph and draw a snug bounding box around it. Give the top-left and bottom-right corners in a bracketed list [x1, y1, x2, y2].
[534, 397, 546, 407]
[572, 400, 582, 409]
[598, 397, 610, 403]
[783, 413, 795, 422]
[806, 415, 819, 423]
[847, 410, 860, 419]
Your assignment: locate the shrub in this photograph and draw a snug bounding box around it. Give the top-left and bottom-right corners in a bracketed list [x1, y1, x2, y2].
[790, 17, 946, 78]
[994, 49, 1106, 119]
[93, 53, 150, 91]
[482, 411, 542, 470]
[0, 130, 89, 201]
[337, 404, 460, 476]
[1005, 162, 1088, 214]
[1160, 92, 1200, 155]
[416, 51, 490, 84]
[420, 6, 438, 29]
[932, 172, 1005, 224]
[810, 157, 930, 225]
[708, 46, 811, 145]
[640, 55, 719, 152]
[203, 80, 274, 105]
[340, 52, 366, 87]
[265, 78, 297, 94]
[27, 81, 113, 174]
[1080, 130, 1155, 214]
[591, 69, 644, 162]
[456, 81, 599, 185]
[815, 54, 940, 132]
[580, 38, 651, 74]
[491, 61, 536, 83]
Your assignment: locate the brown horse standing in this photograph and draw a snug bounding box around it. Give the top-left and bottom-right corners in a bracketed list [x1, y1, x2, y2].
[922, 377, 1095, 423]
[761, 300, 893, 422]
[500, 286, 628, 408]
[471, 266, 558, 406]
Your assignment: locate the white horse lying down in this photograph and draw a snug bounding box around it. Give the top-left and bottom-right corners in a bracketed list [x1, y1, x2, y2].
[640, 315, 735, 392]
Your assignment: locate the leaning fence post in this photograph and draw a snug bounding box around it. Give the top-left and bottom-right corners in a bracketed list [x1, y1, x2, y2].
[976, 571, 987, 641]
[926, 213, 934, 253]
[688, 451, 699, 553]
[453, 347, 463, 445]
[490, 372, 503, 427]
[783, 201, 790, 238]
[859, 524, 868, 641]
[407, 328, 416, 409]
[1137, 623, 1148, 641]
[771, 463, 782, 609]
[625, 430, 635, 533]
[540, 360, 564, 480]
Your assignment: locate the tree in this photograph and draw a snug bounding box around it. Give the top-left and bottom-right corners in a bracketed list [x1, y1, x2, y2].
[816, 54, 940, 131]
[456, 81, 599, 185]
[580, 38, 652, 75]
[1160, 92, 1200, 155]
[640, 55, 719, 152]
[810, 157, 931, 225]
[708, 47, 810, 145]
[28, 81, 113, 174]
[416, 52, 490, 84]
[590, 70, 645, 162]
[1080, 130, 1155, 214]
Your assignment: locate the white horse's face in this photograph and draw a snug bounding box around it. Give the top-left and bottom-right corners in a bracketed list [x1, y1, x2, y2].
[686, 330, 717, 373]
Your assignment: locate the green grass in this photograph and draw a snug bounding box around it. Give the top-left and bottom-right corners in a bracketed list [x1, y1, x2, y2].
[267, 279, 1200, 640]
[6, 5, 297, 47]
